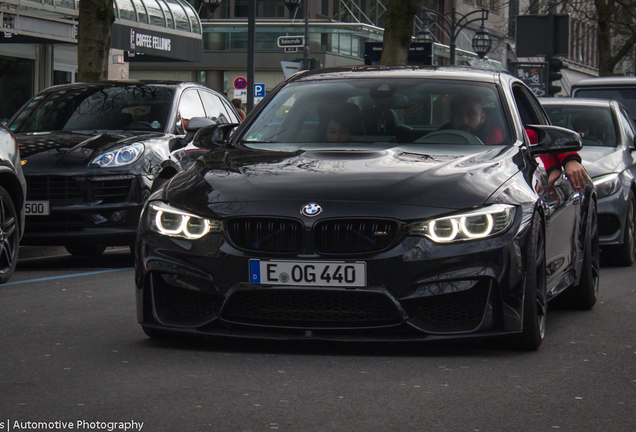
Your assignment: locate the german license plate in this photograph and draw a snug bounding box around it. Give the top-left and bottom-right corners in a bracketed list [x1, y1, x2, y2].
[249, 260, 366, 287]
[25, 201, 50, 215]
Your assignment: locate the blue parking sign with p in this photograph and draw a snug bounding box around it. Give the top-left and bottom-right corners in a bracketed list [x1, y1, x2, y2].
[254, 84, 266, 98]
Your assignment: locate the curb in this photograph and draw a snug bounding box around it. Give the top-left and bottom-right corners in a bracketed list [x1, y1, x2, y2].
[18, 246, 68, 260]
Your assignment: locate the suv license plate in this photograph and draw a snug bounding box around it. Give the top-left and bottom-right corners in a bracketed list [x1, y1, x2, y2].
[25, 201, 50, 215]
[249, 260, 366, 287]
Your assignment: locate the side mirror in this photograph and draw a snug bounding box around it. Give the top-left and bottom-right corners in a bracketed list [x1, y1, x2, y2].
[183, 117, 217, 145]
[526, 124, 582, 156]
[192, 123, 239, 149]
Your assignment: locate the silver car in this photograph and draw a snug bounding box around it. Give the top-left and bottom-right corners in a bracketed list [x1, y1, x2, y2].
[541, 97, 636, 266]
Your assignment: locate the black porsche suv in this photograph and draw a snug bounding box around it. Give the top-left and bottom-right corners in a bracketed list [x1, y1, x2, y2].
[8, 81, 241, 255]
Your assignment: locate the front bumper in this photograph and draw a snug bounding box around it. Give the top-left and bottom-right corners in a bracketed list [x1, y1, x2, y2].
[134, 209, 533, 342]
[597, 188, 630, 246]
[21, 174, 150, 246]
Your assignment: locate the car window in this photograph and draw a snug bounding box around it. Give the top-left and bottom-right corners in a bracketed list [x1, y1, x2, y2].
[199, 90, 231, 124]
[543, 105, 617, 147]
[512, 84, 543, 127]
[240, 79, 510, 146]
[573, 87, 636, 121]
[220, 98, 241, 124]
[9, 85, 174, 133]
[177, 89, 206, 132]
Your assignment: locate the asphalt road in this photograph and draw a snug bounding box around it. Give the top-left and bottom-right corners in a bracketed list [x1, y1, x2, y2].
[1, 249, 635, 432]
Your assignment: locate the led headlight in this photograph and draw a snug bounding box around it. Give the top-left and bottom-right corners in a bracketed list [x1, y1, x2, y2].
[148, 201, 222, 239]
[593, 173, 621, 198]
[92, 143, 144, 167]
[409, 204, 516, 243]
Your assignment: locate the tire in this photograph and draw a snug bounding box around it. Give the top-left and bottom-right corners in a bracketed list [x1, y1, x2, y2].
[514, 212, 547, 351]
[605, 192, 635, 267]
[567, 199, 600, 310]
[65, 243, 107, 256]
[0, 186, 20, 284]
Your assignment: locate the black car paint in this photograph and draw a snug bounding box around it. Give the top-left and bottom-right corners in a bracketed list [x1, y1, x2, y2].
[134, 67, 593, 344]
[9, 81, 240, 248]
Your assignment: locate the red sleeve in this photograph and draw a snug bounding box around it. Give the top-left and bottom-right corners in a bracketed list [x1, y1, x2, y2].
[483, 128, 504, 145]
[539, 155, 561, 172]
[556, 152, 581, 164]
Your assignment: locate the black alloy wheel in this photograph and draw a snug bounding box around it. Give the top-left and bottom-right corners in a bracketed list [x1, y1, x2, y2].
[0, 186, 19, 284]
[607, 192, 635, 267]
[568, 199, 600, 310]
[514, 211, 547, 351]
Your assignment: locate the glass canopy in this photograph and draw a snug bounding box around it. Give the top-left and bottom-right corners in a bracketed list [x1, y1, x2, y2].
[113, 0, 202, 34]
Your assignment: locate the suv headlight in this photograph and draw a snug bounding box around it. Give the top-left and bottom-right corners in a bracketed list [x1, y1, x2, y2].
[408, 204, 516, 243]
[148, 201, 222, 239]
[593, 173, 621, 198]
[92, 143, 144, 167]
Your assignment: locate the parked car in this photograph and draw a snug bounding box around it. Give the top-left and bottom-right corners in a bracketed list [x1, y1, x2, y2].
[571, 77, 636, 121]
[135, 66, 598, 350]
[7, 81, 241, 255]
[0, 124, 26, 283]
[541, 97, 636, 266]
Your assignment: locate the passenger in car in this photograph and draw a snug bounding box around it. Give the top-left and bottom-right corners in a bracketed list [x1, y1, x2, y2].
[440, 94, 504, 145]
[320, 103, 365, 143]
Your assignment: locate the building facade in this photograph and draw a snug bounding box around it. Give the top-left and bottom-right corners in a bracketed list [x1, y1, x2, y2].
[4, 0, 626, 122]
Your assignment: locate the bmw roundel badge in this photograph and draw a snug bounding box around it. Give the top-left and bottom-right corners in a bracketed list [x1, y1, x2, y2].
[301, 203, 322, 217]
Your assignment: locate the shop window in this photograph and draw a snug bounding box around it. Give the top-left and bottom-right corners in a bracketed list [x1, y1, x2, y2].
[0, 56, 34, 122]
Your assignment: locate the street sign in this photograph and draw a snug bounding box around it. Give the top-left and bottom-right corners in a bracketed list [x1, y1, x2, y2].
[281, 61, 302, 78]
[277, 35, 304, 48]
[254, 84, 266, 98]
[233, 76, 247, 90]
[284, 47, 298, 53]
[232, 89, 247, 104]
[509, 62, 548, 98]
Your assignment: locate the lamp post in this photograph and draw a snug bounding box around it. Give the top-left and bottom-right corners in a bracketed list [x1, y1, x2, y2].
[282, 0, 309, 70]
[416, 6, 491, 65]
[201, 0, 223, 14]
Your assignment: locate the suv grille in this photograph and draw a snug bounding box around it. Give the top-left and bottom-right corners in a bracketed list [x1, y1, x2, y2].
[315, 219, 398, 253]
[27, 176, 82, 203]
[222, 289, 402, 328]
[226, 218, 303, 253]
[26, 176, 133, 205]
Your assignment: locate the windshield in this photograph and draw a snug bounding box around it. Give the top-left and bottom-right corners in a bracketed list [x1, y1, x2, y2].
[240, 79, 511, 148]
[573, 87, 636, 121]
[543, 105, 617, 147]
[9, 85, 175, 133]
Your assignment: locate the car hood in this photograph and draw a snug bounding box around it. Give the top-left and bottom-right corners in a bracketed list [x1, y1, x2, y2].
[16, 130, 162, 173]
[578, 146, 624, 179]
[165, 144, 523, 210]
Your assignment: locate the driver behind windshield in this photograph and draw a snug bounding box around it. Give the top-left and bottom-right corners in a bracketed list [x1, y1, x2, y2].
[440, 94, 504, 145]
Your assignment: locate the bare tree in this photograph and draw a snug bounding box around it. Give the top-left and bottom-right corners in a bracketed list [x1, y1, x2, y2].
[528, 0, 635, 76]
[379, 0, 420, 65]
[78, 0, 115, 82]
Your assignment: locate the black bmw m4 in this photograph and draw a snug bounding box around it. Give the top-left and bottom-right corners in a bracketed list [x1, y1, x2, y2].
[135, 67, 599, 350]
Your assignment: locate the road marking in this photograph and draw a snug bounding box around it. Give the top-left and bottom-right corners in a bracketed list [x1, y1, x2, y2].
[4, 268, 133, 285]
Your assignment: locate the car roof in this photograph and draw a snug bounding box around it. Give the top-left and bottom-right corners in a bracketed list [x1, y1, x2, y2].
[37, 80, 202, 94]
[572, 76, 636, 87]
[538, 97, 614, 107]
[287, 66, 502, 84]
